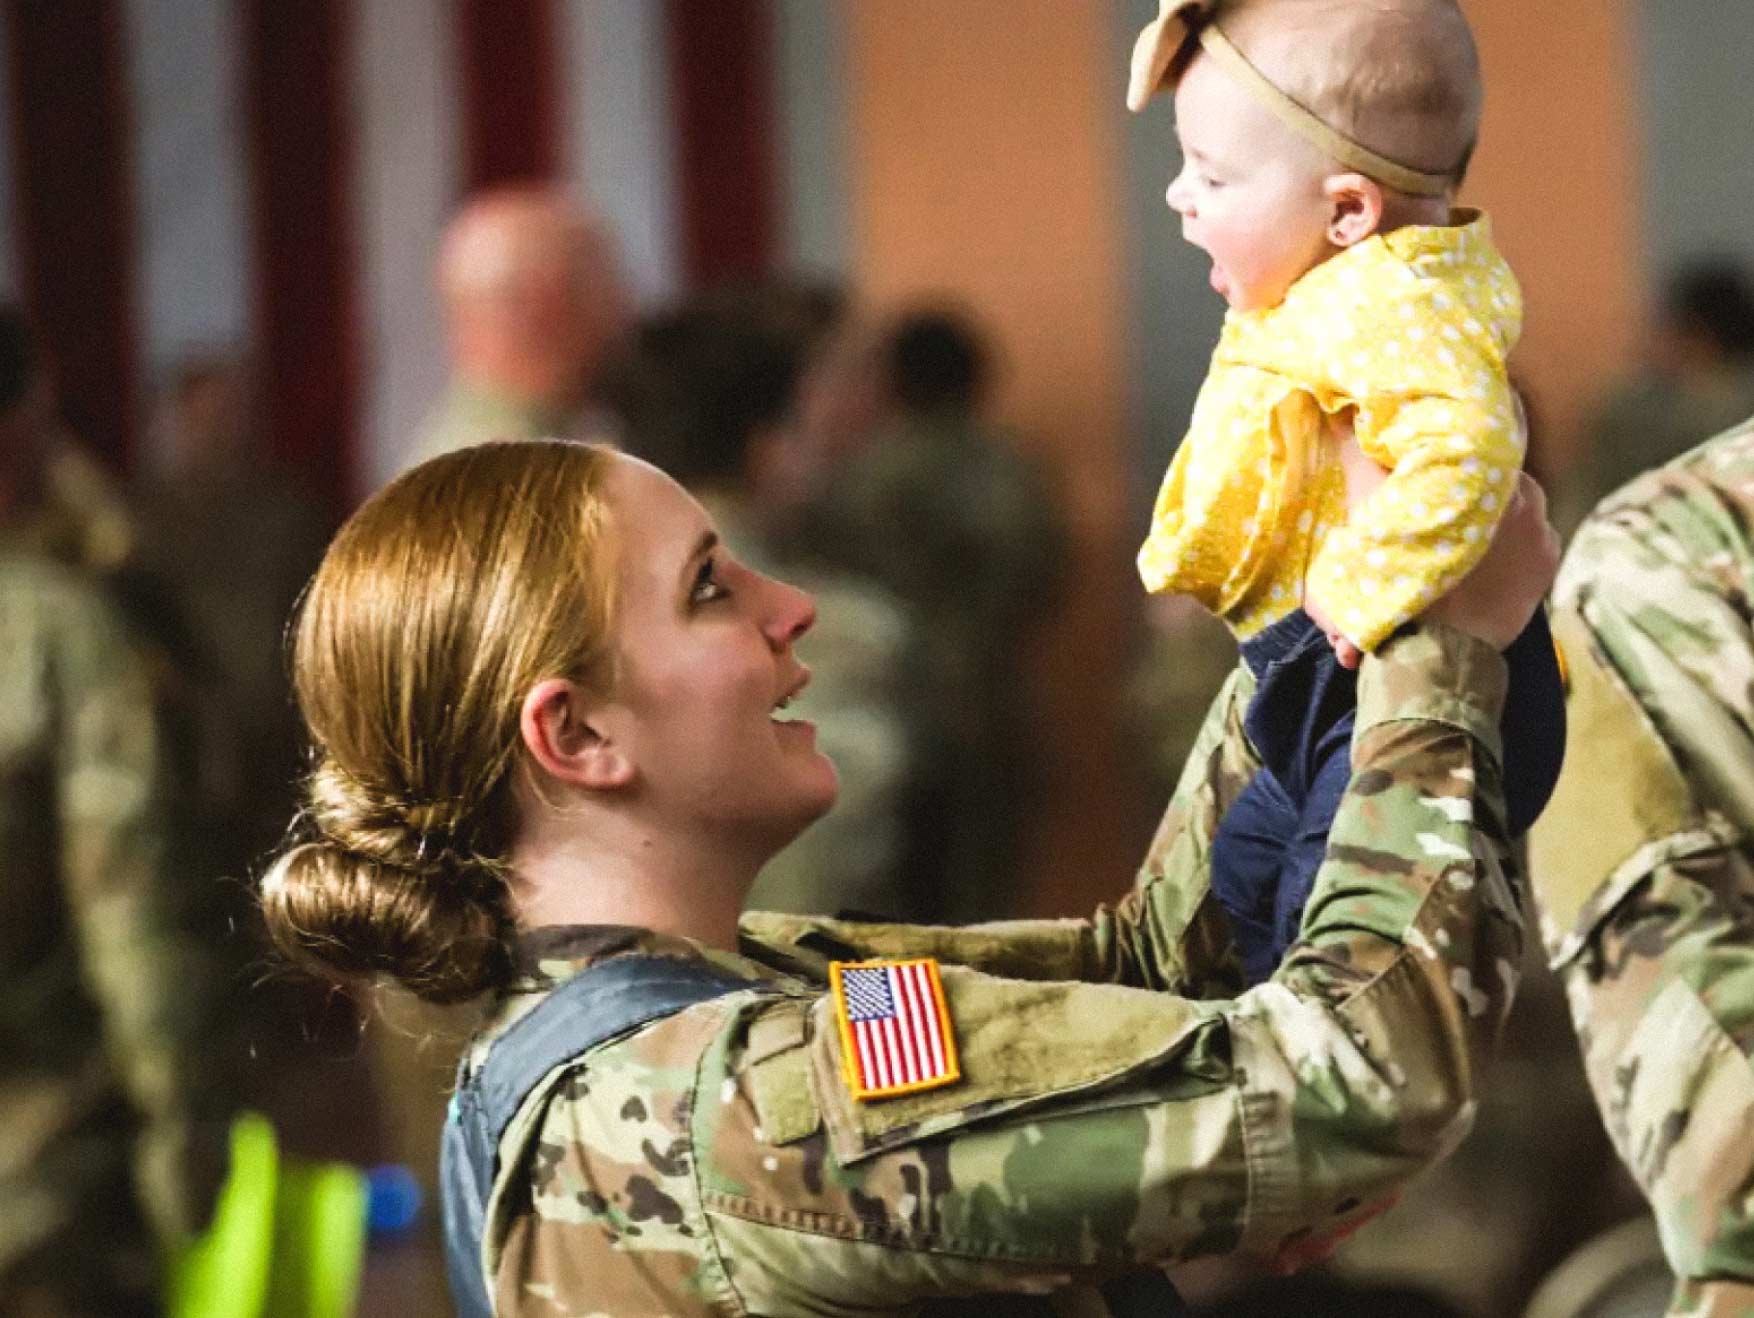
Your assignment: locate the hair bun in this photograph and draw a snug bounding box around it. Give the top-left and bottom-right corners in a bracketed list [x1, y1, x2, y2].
[305, 760, 479, 878]
[261, 837, 512, 1004]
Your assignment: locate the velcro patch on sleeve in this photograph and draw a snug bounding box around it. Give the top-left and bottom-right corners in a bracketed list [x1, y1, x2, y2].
[830, 959, 960, 1101]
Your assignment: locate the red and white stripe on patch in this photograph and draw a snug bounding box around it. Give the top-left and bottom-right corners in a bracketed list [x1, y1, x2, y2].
[830, 958, 961, 1101]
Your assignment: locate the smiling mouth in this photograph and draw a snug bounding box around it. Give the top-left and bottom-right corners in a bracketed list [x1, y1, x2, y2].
[770, 698, 817, 739]
[771, 667, 812, 719]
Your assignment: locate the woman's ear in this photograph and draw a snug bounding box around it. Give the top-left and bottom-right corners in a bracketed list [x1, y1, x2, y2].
[519, 679, 634, 791]
[1323, 173, 1385, 248]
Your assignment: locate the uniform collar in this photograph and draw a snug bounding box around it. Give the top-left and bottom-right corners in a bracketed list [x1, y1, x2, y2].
[507, 924, 779, 996]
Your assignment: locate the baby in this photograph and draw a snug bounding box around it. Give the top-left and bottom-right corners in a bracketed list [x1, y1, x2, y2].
[1130, 0, 1564, 983]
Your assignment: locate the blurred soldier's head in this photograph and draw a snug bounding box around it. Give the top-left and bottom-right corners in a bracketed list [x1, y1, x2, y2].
[1656, 259, 1754, 375]
[886, 308, 994, 420]
[153, 354, 255, 478]
[437, 186, 628, 414]
[604, 281, 849, 521]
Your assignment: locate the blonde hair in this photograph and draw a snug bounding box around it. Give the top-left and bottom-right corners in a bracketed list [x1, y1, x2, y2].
[1225, 0, 1482, 186]
[262, 440, 620, 1003]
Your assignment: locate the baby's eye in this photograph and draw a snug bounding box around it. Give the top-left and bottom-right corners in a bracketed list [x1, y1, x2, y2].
[1200, 172, 1224, 189]
[690, 556, 732, 606]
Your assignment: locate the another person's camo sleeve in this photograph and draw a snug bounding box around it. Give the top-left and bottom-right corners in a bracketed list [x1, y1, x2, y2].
[1532, 426, 1754, 1316]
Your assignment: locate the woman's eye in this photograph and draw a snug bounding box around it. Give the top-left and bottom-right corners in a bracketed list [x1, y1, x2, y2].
[690, 558, 731, 606]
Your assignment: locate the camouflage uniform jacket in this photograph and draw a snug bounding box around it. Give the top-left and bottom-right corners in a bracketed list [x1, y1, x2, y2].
[0, 550, 231, 1281]
[801, 414, 1067, 924]
[1530, 418, 1754, 1317]
[474, 623, 1522, 1316]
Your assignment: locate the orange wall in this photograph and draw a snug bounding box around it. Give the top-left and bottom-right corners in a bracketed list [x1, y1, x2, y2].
[844, 0, 1131, 537]
[845, 0, 1148, 913]
[1466, 0, 1644, 468]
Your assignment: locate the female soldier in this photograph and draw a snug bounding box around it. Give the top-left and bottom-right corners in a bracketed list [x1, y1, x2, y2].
[261, 440, 1553, 1315]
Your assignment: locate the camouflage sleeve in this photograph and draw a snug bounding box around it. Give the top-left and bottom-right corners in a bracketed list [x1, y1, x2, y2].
[1530, 450, 1754, 1312]
[51, 584, 229, 1240]
[743, 616, 1514, 1011]
[687, 623, 1521, 1310]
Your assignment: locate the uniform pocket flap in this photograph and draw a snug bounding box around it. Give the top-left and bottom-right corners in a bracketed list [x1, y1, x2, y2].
[737, 1002, 820, 1146]
[806, 967, 1229, 1166]
[745, 1004, 808, 1065]
[1531, 610, 1730, 968]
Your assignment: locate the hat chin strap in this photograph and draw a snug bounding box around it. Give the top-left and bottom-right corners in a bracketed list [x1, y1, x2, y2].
[1197, 23, 1455, 199]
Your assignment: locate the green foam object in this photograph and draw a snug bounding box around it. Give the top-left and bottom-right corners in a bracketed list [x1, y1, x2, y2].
[165, 1112, 368, 1318]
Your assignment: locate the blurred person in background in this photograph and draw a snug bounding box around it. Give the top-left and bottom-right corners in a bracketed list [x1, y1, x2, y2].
[603, 283, 918, 921]
[127, 356, 378, 1183]
[800, 306, 1067, 924]
[403, 186, 628, 473]
[135, 354, 331, 869]
[788, 296, 890, 479]
[1560, 259, 1754, 536]
[0, 307, 236, 1316]
[0, 311, 134, 576]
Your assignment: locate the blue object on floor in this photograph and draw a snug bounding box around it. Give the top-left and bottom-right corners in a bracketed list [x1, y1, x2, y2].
[365, 1164, 423, 1237]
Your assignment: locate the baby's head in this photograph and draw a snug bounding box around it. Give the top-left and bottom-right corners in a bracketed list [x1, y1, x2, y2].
[1136, 0, 1481, 311]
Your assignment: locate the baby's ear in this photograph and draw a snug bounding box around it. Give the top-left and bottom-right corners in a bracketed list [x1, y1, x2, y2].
[1323, 173, 1385, 248]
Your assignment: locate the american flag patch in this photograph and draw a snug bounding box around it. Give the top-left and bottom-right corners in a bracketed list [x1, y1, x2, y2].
[830, 958, 961, 1100]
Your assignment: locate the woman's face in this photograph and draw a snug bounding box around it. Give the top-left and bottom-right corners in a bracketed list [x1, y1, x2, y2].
[597, 455, 838, 850]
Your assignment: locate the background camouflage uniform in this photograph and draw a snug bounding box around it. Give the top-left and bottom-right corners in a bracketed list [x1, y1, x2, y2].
[0, 548, 234, 1316]
[402, 384, 582, 475]
[1557, 370, 1754, 541]
[1530, 417, 1754, 1316]
[463, 623, 1523, 1315]
[15, 436, 137, 574]
[799, 413, 1067, 925]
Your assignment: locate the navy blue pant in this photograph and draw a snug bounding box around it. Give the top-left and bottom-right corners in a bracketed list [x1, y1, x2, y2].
[1210, 608, 1565, 986]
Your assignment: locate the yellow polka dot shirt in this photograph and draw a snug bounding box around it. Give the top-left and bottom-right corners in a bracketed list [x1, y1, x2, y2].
[1137, 210, 1523, 651]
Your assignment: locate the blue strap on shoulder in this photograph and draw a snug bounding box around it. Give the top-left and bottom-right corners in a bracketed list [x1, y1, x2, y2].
[440, 954, 752, 1318]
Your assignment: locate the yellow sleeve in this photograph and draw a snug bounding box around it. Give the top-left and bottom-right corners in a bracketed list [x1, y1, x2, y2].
[1304, 279, 1523, 651]
[1137, 359, 1292, 617]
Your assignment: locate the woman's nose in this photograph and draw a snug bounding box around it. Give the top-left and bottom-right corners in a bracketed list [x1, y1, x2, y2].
[764, 576, 816, 649]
